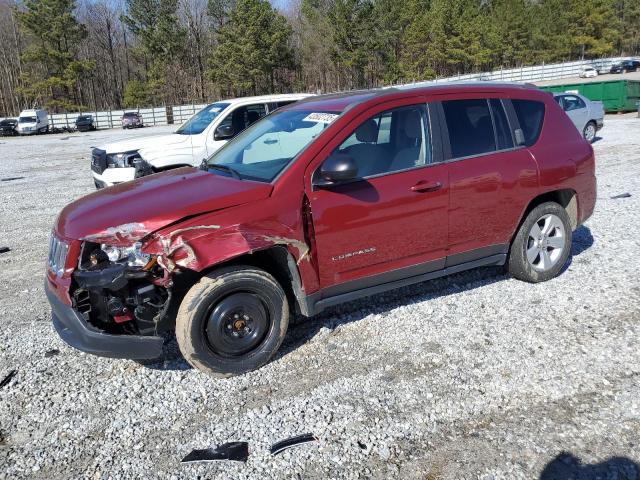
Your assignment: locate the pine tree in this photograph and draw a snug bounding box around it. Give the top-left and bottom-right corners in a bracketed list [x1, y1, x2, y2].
[18, 0, 94, 110]
[121, 0, 185, 104]
[618, 0, 640, 55]
[325, 0, 375, 89]
[209, 0, 295, 96]
[566, 0, 619, 58]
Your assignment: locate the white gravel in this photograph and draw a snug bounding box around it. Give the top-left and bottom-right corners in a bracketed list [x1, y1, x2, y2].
[1, 120, 639, 479]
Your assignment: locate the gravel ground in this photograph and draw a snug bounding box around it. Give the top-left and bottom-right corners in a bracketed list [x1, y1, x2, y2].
[1, 121, 639, 480]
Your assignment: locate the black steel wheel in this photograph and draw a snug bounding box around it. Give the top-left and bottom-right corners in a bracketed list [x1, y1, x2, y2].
[204, 292, 269, 357]
[176, 265, 289, 377]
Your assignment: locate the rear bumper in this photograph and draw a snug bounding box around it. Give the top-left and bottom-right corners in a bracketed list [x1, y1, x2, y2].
[45, 280, 164, 360]
[578, 175, 597, 226]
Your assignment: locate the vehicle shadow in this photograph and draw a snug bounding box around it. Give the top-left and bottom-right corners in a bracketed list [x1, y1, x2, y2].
[539, 452, 639, 480]
[145, 225, 594, 371]
[591, 136, 603, 144]
[278, 225, 594, 362]
[559, 224, 594, 274]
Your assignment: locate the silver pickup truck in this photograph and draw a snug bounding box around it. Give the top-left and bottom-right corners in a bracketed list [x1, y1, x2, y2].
[553, 93, 604, 143]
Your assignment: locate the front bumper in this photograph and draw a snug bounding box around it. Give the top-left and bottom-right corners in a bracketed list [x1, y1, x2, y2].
[91, 167, 136, 188]
[45, 280, 164, 360]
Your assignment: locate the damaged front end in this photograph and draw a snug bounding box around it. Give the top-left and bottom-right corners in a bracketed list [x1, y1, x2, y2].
[72, 241, 172, 337]
[45, 236, 176, 360]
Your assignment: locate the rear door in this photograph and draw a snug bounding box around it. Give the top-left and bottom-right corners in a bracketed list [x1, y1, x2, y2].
[306, 99, 450, 290]
[441, 97, 539, 259]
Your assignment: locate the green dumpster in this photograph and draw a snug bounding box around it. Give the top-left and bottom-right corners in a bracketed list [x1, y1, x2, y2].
[538, 80, 640, 113]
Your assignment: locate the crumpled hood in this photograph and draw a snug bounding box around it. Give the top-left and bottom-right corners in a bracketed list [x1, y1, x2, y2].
[100, 133, 188, 154]
[56, 168, 273, 244]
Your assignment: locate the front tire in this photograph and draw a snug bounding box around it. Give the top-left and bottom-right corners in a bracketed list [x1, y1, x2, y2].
[508, 202, 572, 283]
[583, 121, 596, 143]
[176, 266, 289, 377]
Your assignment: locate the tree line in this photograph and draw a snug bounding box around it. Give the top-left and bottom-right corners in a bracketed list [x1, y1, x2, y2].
[0, 0, 638, 116]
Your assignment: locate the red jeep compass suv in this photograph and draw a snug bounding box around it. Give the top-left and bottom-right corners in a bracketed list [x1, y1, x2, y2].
[46, 83, 596, 376]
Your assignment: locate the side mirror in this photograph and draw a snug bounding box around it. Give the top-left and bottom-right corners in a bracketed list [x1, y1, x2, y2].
[315, 153, 358, 186]
[214, 125, 235, 141]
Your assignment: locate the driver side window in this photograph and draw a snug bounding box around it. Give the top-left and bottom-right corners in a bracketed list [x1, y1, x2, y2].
[332, 104, 431, 178]
[218, 104, 267, 137]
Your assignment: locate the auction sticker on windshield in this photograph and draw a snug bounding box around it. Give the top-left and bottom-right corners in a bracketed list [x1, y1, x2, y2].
[303, 112, 339, 124]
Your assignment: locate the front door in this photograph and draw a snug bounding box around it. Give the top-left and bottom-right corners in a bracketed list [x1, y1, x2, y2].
[307, 102, 450, 290]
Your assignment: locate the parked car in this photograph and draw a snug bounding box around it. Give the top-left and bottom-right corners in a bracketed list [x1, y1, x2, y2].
[121, 112, 143, 129]
[16, 109, 48, 135]
[0, 118, 18, 136]
[609, 60, 640, 74]
[91, 94, 311, 189]
[579, 66, 598, 78]
[75, 115, 96, 132]
[46, 83, 596, 377]
[553, 92, 604, 142]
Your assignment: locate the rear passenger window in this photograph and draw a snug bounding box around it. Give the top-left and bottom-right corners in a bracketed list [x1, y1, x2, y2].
[219, 104, 267, 134]
[489, 99, 514, 150]
[511, 100, 545, 146]
[442, 99, 496, 158]
[333, 105, 431, 178]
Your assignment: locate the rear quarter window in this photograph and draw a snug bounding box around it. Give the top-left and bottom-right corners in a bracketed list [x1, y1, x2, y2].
[511, 99, 545, 147]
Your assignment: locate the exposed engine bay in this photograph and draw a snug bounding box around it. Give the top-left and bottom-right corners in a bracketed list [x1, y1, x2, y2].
[71, 241, 172, 335]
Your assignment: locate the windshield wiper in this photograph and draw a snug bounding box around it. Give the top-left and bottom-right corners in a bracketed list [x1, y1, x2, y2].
[209, 163, 242, 180]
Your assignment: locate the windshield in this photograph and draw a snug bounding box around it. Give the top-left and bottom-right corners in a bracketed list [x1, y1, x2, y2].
[19, 116, 37, 123]
[176, 103, 230, 135]
[206, 109, 340, 182]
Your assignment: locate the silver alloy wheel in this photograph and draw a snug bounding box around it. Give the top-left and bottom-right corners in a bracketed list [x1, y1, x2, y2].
[584, 123, 596, 142]
[526, 213, 566, 272]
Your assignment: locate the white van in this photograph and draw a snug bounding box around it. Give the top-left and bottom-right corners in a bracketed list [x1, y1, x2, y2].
[90, 93, 311, 188]
[17, 109, 49, 135]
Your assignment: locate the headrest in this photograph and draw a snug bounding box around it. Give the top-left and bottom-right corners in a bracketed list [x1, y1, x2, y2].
[355, 119, 378, 143]
[402, 110, 422, 139]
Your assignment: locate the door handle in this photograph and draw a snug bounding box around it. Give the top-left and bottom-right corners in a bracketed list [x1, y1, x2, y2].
[264, 138, 278, 145]
[410, 180, 442, 193]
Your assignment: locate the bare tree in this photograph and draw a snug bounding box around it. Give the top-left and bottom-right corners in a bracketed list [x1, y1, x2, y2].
[0, 0, 24, 116]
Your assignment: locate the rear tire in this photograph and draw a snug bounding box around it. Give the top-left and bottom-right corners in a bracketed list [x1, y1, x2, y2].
[508, 202, 572, 283]
[175, 266, 289, 377]
[583, 121, 597, 143]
